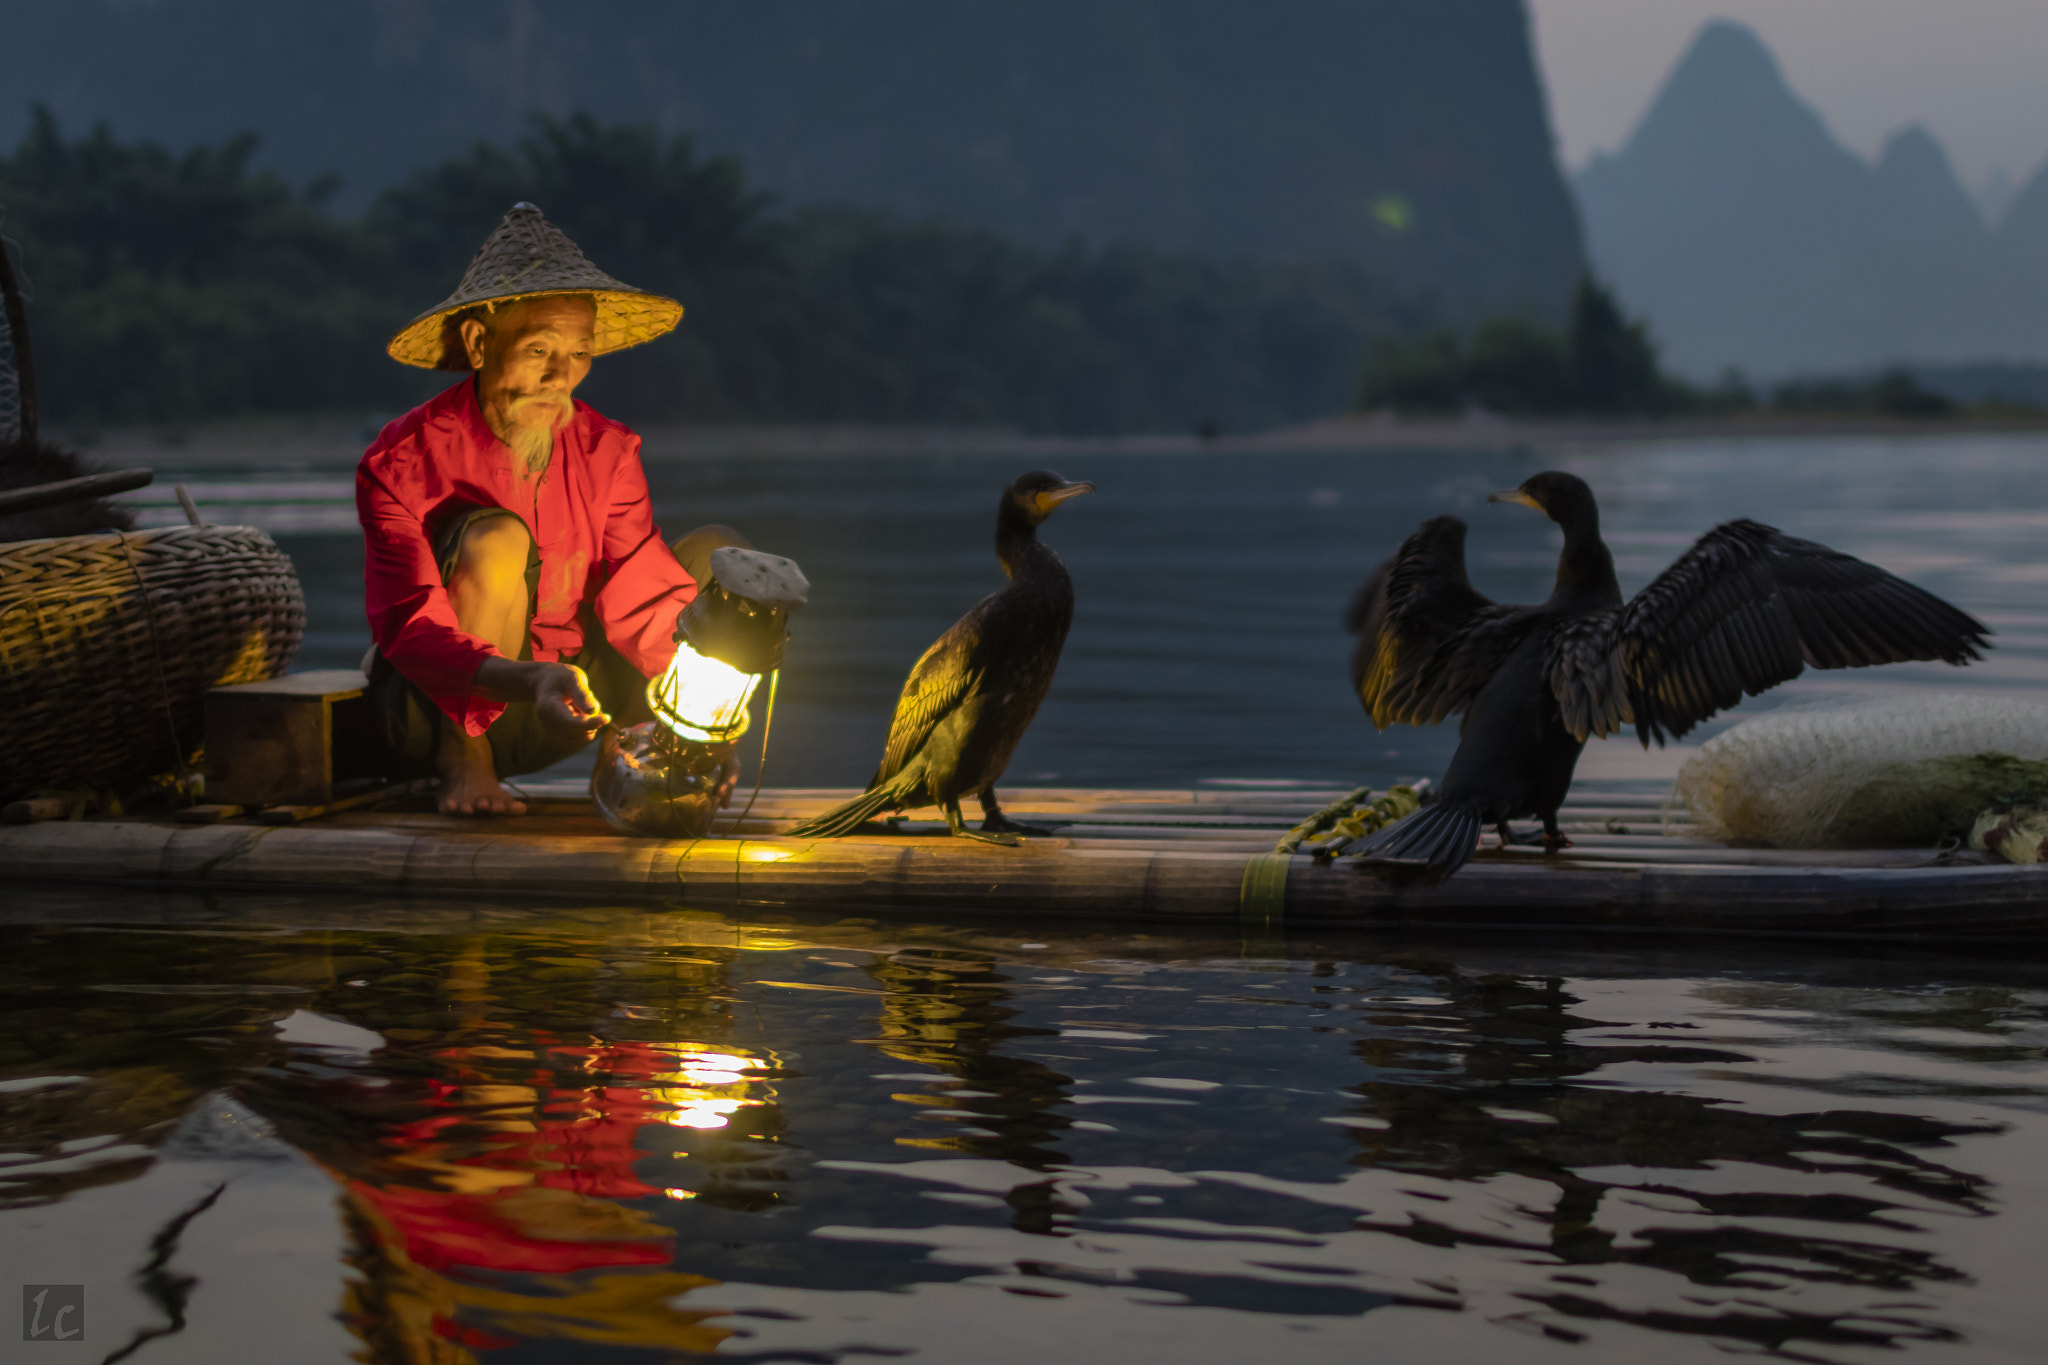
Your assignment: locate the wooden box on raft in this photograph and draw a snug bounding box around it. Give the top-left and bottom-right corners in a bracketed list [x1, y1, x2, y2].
[2, 782, 2046, 941]
[203, 668, 377, 807]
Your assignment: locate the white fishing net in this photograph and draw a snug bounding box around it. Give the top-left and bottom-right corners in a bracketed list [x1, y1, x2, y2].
[1671, 692, 2048, 848]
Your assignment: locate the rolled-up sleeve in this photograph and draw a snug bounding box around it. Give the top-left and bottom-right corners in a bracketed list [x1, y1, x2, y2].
[357, 464, 506, 736]
[591, 437, 697, 678]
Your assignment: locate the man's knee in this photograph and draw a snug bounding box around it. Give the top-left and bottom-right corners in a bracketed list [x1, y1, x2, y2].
[671, 524, 753, 588]
[452, 513, 531, 593]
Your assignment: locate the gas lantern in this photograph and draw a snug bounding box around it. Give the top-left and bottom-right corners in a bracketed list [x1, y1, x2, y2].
[591, 546, 809, 837]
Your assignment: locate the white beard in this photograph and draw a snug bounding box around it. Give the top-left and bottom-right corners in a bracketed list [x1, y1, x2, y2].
[502, 392, 571, 475]
[507, 421, 554, 475]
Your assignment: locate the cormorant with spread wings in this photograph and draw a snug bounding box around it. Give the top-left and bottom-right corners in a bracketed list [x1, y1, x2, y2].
[789, 470, 1093, 844]
[1344, 470, 1987, 879]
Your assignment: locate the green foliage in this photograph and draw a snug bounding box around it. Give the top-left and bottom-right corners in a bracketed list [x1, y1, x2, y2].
[1360, 277, 1677, 416]
[0, 109, 1430, 433]
[1359, 330, 1464, 414]
[1464, 316, 1572, 414]
[0, 107, 391, 421]
[1565, 277, 1663, 411]
[1357, 278, 1986, 422]
[1358, 279, 1987, 423]
[1770, 368, 1956, 418]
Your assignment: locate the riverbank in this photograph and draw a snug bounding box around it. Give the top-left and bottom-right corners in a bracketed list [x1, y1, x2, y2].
[46, 409, 2048, 471]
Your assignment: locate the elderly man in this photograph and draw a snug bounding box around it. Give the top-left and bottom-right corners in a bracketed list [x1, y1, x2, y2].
[359, 203, 739, 814]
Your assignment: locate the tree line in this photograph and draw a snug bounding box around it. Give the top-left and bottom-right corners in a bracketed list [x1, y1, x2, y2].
[0, 108, 1431, 435]
[1358, 277, 1991, 419]
[14, 105, 1966, 435]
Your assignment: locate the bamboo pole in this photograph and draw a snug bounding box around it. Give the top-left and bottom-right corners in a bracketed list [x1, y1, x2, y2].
[0, 231, 36, 446]
[0, 468, 154, 516]
[3, 814, 2045, 939]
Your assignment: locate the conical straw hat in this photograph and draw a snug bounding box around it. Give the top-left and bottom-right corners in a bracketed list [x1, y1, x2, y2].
[386, 202, 683, 370]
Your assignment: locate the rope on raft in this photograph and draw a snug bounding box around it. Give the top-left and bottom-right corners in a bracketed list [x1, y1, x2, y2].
[1273, 783, 1426, 858]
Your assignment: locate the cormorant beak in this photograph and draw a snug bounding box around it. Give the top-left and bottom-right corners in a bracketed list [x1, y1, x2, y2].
[1033, 481, 1095, 515]
[1488, 487, 1542, 511]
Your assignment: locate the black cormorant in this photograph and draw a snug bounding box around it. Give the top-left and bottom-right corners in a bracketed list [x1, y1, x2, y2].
[1345, 470, 1988, 878]
[789, 469, 1094, 844]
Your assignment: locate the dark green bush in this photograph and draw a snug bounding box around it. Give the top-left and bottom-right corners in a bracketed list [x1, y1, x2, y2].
[1, 108, 1433, 433]
[1359, 277, 1681, 416]
[1771, 369, 1955, 418]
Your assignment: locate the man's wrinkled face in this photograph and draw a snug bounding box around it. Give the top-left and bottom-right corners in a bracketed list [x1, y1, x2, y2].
[462, 295, 596, 463]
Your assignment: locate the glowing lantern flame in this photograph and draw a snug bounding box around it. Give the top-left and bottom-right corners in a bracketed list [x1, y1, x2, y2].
[647, 641, 761, 745]
[645, 547, 808, 745]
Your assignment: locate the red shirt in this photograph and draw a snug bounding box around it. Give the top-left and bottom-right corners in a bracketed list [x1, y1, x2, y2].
[357, 380, 696, 735]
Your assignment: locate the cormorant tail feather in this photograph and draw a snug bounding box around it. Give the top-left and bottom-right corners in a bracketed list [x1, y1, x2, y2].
[1351, 802, 1483, 876]
[786, 770, 919, 838]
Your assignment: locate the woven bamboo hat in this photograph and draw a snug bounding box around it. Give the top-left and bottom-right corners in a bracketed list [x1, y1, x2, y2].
[386, 202, 683, 370]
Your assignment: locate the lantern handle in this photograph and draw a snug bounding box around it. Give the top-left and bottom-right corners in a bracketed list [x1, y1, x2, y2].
[715, 668, 777, 838]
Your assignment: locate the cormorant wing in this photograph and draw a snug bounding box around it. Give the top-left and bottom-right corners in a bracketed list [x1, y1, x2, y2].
[872, 618, 982, 786]
[1548, 518, 1989, 746]
[1350, 515, 1544, 728]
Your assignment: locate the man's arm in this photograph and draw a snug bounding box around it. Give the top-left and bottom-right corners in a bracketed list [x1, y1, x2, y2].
[590, 434, 698, 675]
[473, 656, 610, 735]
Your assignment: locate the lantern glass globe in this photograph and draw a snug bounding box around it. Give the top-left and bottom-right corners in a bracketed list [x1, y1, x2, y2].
[648, 641, 760, 745]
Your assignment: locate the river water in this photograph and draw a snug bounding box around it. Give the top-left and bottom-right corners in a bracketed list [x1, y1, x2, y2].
[6, 431, 2048, 1361]
[127, 428, 2048, 788]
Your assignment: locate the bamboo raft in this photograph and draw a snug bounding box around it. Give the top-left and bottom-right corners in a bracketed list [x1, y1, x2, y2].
[4, 780, 2045, 939]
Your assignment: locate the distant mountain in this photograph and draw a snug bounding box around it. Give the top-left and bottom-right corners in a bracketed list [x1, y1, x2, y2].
[1575, 21, 2048, 376]
[0, 0, 1584, 315]
[1975, 169, 2018, 229]
[2004, 157, 2048, 304]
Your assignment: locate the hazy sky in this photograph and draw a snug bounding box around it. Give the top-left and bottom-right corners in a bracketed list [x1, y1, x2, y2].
[1527, 0, 2048, 191]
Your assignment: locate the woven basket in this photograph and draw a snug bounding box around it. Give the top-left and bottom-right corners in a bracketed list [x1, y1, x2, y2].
[0, 525, 304, 793]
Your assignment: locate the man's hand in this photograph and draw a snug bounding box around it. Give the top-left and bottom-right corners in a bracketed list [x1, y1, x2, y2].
[474, 657, 610, 738]
[534, 662, 610, 738]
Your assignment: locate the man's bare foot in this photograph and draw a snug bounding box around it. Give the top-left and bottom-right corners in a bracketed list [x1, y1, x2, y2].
[436, 728, 528, 816]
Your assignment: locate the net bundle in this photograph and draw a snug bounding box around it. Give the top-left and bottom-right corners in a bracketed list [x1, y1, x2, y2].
[1672, 692, 2048, 848]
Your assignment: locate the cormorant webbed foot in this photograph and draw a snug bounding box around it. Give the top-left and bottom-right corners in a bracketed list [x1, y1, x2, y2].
[982, 816, 1054, 837]
[946, 802, 1022, 846]
[979, 792, 1054, 837]
[1494, 822, 1545, 847]
[1542, 817, 1572, 853]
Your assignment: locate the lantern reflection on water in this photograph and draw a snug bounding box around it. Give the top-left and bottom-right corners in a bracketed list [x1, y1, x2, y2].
[326, 1032, 775, 1357]
[653, 1046, 767, 1130]
[592, 547, 810, 837]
